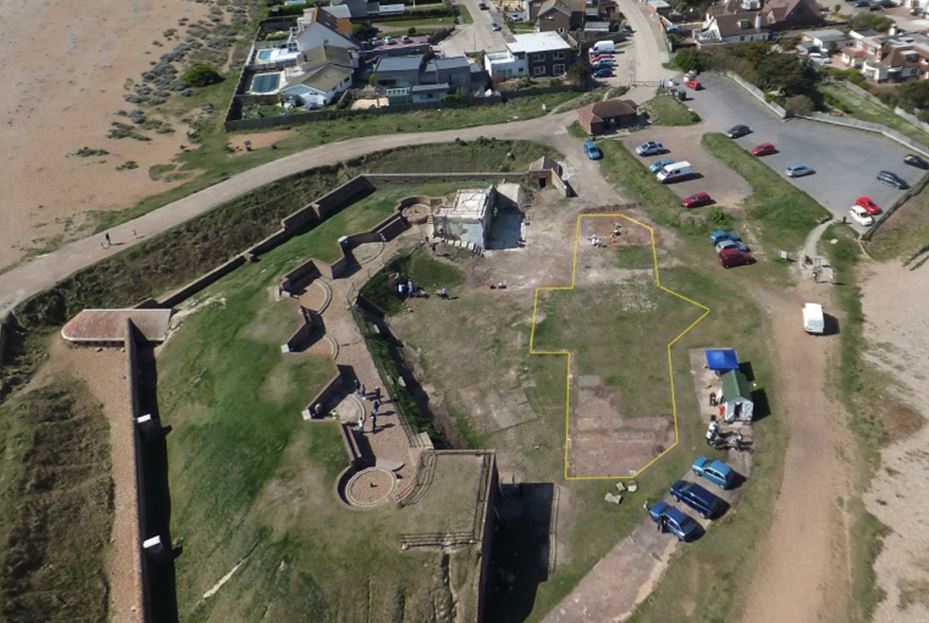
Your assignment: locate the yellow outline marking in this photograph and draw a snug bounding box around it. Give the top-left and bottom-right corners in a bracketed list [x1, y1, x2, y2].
[528, 214, 710, 481]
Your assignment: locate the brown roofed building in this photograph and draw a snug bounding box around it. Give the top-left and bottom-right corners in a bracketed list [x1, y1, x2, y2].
[535, 0, 586, 33]
[577, 98, 638, 135]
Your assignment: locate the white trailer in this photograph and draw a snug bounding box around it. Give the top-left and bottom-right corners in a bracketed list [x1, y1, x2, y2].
[803, 303, 825, 334]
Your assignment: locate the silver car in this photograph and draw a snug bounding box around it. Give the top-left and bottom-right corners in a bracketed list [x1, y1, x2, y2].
[785, 164, 815, 177]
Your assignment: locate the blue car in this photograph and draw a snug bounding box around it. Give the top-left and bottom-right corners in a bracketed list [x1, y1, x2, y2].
[692, 456, 736, 489]
[670, 480, 724, 519]
[709, 230, 741, 246]
[583, 140, 603, 160]
[645, 500, 700, 541]
[592, 67, 613, 78]
[649, 157, 676, 173]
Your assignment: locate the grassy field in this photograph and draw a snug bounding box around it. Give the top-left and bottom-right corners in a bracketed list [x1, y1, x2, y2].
[865, 184, 929, 262]
[95, 87, 583, 230]
[17, 140, 551, 331]
[702, 132, 830, 252]
[0, 380, 113, 623]
[375, 237, 778, 621]
[819, 82, 929, 146]
[458, 5, 473, 23]
[642, 93, 701, 126]
[156, 184, 496, 621]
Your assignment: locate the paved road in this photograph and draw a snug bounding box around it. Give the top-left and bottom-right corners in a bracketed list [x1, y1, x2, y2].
[440, 0, 508, 57]
[0, 110, 619, 316]
[686, 74, 919, 231]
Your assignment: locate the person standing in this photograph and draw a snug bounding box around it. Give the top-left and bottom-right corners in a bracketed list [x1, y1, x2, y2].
[370, 411, 377, 433]
[102, 232, 111, 248]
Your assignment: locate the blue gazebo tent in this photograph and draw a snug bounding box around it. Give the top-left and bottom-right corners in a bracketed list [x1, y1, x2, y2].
[705, 349, 739, 373]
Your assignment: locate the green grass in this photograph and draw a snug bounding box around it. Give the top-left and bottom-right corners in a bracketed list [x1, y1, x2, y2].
[0, 379, 113, 622]
[820, 223, 891, 621]
[641, 93, 701, 126]
[819, 82, 929, 146]
[458, 5, 473, 23]
[361, 247, 464, 315]
[157, 188, 494, 622]
[16, 140, 551, 331]
[94, 90, 580, 231]
[702, 132, 830, 252]
[866, 183, 929, 262]
[374, 16, 456, 28]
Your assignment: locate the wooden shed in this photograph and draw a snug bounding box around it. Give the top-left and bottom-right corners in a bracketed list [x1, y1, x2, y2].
[577, 99, 638, 136]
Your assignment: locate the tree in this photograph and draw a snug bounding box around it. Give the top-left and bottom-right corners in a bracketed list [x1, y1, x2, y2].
[567, 58, 591, 84]
[849, 13, 894, 32]
[181, 64, 222, 87]
[674, 48, 710, 73]
[784, 94, 815, 115]
[898, 79, 929, 110]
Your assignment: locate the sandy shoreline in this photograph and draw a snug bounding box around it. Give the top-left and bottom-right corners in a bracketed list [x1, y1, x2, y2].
[0, 0, 211, 269]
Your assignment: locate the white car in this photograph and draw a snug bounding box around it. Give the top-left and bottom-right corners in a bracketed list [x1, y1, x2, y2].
[849, 205, 875, 226]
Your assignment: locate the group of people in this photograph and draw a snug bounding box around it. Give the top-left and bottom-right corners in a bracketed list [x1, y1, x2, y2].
[353, 379, 383, 433]
[705, 415, 747, 451]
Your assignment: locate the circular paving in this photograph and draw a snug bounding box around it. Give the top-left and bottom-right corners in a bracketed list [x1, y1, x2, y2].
[401, 204, 431, 224]
[354, 241, 385, 264]
[344, 467, 396, 508]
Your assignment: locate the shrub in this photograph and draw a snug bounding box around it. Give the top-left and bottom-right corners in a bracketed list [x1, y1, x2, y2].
[784, 94, 815, 115]
[181, 64, 223, 88]
[673, 48, 711, 73]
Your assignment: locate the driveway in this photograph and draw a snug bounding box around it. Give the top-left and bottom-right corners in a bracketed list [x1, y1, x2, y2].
[684, 74, 919, 230]
[440, 0, 509, 57]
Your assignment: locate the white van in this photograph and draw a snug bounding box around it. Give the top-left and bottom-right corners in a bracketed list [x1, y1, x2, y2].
[803, 303, 825, 334]
[656, 161, 692, 183]
[590, 40, 616, 54]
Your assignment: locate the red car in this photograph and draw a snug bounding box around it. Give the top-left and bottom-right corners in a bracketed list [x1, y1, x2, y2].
[855, 196, 882, 215]
[719, 247, 755, 269]
[751, 143, 776, 156]
[686, 80, 702, 90]
[682, 192, 713, 208]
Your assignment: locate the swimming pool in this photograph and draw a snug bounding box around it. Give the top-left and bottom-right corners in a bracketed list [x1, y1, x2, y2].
[256, 49, 273, 62]
[250, 72, 281, 94]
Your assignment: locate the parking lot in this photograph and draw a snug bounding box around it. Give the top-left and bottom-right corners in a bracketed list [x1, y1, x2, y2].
[682, 74, 923, 230]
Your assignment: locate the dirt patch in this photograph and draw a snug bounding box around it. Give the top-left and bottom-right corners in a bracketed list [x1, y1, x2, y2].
[231, 130, 295, 154]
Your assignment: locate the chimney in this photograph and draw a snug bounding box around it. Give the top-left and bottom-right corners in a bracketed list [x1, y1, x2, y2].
[889, 23, 898, 37]
[754, 12, 762, 30]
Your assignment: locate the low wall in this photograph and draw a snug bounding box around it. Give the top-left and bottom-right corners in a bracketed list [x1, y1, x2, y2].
[375, 212, 408, 241]
[124, 321, 151, 623]
[800, 112, 929, 159]
[280, 259, 321, 294]
[314, 176, 376, 220]
[281, 202, 321, 232]
[0, 319, 7, 365]
[281, 307, 319, 353]
[158, 255, 247, 308]
[304, 365, 348, 419]
[366, 172, 536, 186]
[722, 71, 788, 119]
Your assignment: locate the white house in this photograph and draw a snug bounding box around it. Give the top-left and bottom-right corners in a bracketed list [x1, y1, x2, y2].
[281, 64, 354, 108]
[484, 32, 575, 80]
[802, 28, 850, 53]
[484, 50, 527, 80]
[696, 11, 768, 46]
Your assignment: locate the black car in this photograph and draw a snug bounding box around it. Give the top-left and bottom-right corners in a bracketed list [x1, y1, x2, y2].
[726, 124, 751, 138]
[670, 479, 724, 519]
[877, 170, 909, 189]
[904, 154, 929, 169]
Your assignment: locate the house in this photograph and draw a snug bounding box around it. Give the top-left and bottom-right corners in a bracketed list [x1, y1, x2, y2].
[576, 98, 638, 134]
[802, 28, 849, 53]
[535, 0, 585, 33]
[290, 20, 359, 54]
[281, 64, 354, 107]
[840, 29, 886, 68]
[696, 11, 768, 45]
[371, 54, 426, 88]
[329, 0, 368, 18]
[319, 5, 353, 35]
[510, 32, 577, 77]
[759, 0, 822, 31]
[432, 187, 497, 247]
[841, 30, 929, 82]
[371, 54, 486, 100]
[297, 44, 359, 72]
[719, 369, 754, 422]
[327, 0, 405, 19]
[646, 0, 673, 16]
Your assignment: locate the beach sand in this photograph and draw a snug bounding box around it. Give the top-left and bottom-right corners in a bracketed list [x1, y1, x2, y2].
[0, 0, 210, 269]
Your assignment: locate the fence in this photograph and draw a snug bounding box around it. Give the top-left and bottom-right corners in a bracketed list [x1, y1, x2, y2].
[861, 166, 929, 241]
[799, 112, 929, 159]
[721, 71, 788, 119]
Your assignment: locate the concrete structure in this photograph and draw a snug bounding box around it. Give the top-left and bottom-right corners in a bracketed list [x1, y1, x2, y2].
[61, 309, 173, 343]
[803, 28, 850, 52]
[432, 187, 497, 247]
[485, 32, 576, 80]
[576, 98, 638, 135]
[719, 369, 755, 422]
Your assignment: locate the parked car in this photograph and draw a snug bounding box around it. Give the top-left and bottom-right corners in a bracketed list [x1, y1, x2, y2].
[726, 124, 751, 138]
[904, 154, 929, 169]
[785, 163, 815, 177]
[589, 54, 613, 64]
[686, 79, 702, 90]
[644, 500, 700, 541]
[649, 157, 676, 173]
[849, 205, 875, 226]
[401, 35, 412, 43]
[383, 36, 394, 45]
[490, 22, 502, 31]
[592, 68, 614, 78]
[877, 170, 908, 189]
[682, 192, 713, 208]
[635, 140, 665, 156]
[853, 0, 868, 6]
[509, 12, 523, 21]
[670, 480, 724, 519]
[692, 456, 736, 489]
[716, 239, 750, 253]
[718, 247, 755, 268]
[709, 230, 741, 245]
[479, 1, 488, 8]
[583, 140, 603, 160]
[855, 196, 881, 215]
[657, 160, 692, 183]
[593, 61, 615, 70]
[751, 142, 776, 156]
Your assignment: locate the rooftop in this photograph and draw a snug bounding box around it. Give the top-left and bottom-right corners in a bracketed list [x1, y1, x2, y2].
[435, 187, 494, 221]
[804, 28, 846, 42]
[61, 309, 173, 343]
[374, 54, 424, 72]
[508, 32, 573, 54]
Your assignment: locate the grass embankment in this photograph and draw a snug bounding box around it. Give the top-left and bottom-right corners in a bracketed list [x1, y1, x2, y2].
[457, 5, 473, 23]
[372, 241, 775, 621]
[821, 224, 891, 621]
[16, 139, 552, 331]
[819, 82, 929, 146]
[158, 185, 492, 621]
[866, 183, 929, 262]
[95, 83, 582, 230]
[642, 93, 701, 126]
[0, 381, 113, 622]
[702, 132, 830, 251]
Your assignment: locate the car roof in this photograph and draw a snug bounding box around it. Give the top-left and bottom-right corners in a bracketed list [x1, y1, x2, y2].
[665, 506, 691, 525]
[709, 459, 733, 474]
[651, 499, 671, 514]
[719, 247, 744, 257]
[788, 164, 808, 169]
